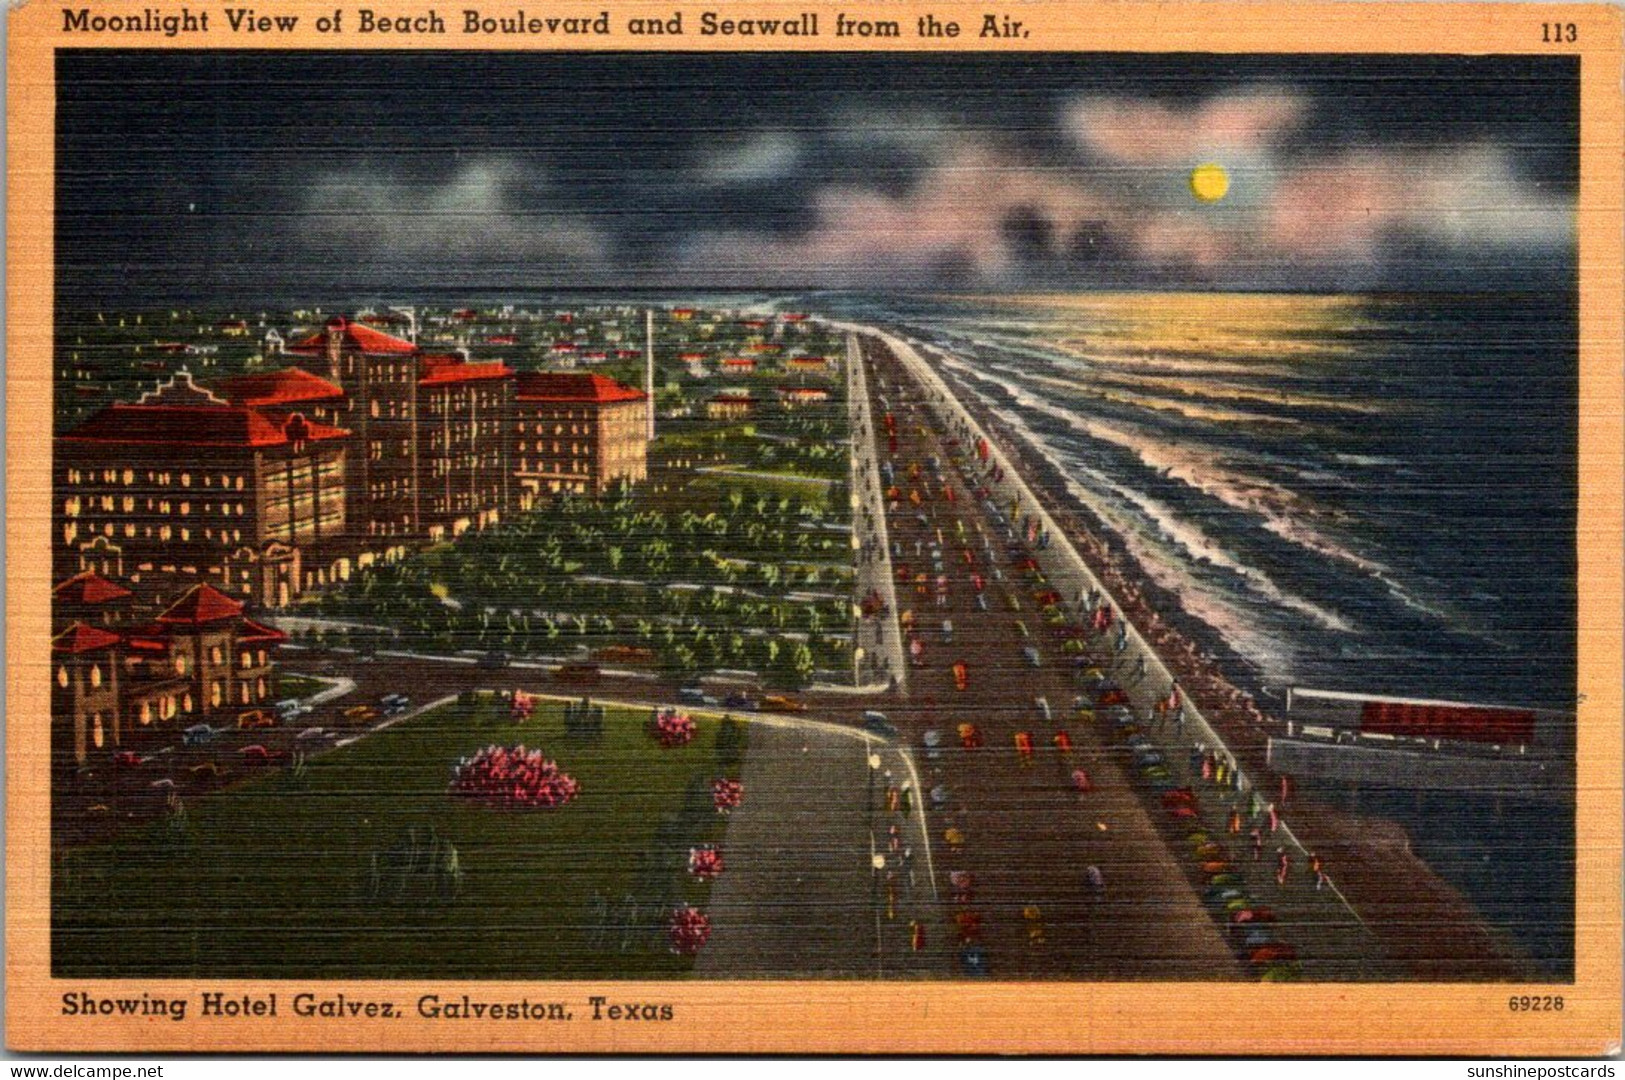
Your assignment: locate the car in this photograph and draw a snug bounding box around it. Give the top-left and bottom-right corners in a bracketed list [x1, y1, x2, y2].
[1012, 620, 1030, 639]
[940, 619, 954, 644]
[237, 709, 275, 730]
[296, 726, 337, 747]
[1022, 646, 1042, 668]
[344, 704, 380, 722]
[1006, 595, 1023, 612]
[555, 663, 601, 685]
[974, 595, 989, 612]
[957, 723, 984, 749]
[760, 695, 806, 713]
[863, 711, 899, 738]
[189, 761, 224, 779]
[957, 945, 990, 977]
[182, 723, 218, 747]
[240, 744, 283, 765]
[952, 662, 969, 691]
[477, 650, 511, 670]
[1203, 885, 1245, 907]
[1034, 696, 1052, 723]
[273, 698, 303, 717]
[380, 693, 411, 715]
[723, 691, 757, 710]
[113, 750, 143, 769]
[1248, 943, 1298, 966]
[678, 687, 718, 707]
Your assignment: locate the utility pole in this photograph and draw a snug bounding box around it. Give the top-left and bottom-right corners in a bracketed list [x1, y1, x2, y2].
[644, 308, 656, 440]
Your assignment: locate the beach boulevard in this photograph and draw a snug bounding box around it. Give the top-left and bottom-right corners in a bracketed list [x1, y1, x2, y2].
[842, 320, 1533, 981]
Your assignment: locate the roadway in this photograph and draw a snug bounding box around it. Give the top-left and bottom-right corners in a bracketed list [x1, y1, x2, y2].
[852, 336, 1240, 979]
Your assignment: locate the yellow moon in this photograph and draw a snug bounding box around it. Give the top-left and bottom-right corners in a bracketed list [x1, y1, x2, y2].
[1189, 162, 1230, 203]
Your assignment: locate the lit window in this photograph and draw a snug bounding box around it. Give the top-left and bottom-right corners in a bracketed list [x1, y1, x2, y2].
[57, 665, 69, 688]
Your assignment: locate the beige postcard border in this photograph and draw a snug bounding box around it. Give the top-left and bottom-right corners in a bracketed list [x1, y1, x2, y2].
[7, 0, 1623, 1055]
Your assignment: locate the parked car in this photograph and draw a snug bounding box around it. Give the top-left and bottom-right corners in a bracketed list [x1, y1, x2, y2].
[723, 691, 757, 710]
[952, 662, 969, 692]
[760, 694, 805, 713]
[274, 698, 303, 717]
[237, 709, 275, 730]
[863, 711, 899, 738]
[555, 663, 600, 685]
[941, 619, 954, 644]
[1022, 646, 1042, 668]
[344, 704, 380, 722]
[296, 726, 337, 748]
[182, 723, 218, 747]
[240, 744, 283, 766]
[113, 750, 143, 770]
[1034, 696, 1052, 723]
[379, 693, 411, 715]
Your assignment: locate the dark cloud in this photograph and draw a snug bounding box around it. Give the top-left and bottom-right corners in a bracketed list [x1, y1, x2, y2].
[55, 51, 1577, 304]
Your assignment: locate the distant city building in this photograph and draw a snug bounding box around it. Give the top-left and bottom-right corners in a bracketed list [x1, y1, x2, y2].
[512, 372, 649, 501]
[777, 385, 831, 408]
[707, 393, 756, 420]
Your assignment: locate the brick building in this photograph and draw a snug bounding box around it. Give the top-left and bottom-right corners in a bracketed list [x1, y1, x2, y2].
[51, 578, 285, 770]
[54, 371, 352, 609]
[286, 317, 514, 542]
[512, 372, 650, 502]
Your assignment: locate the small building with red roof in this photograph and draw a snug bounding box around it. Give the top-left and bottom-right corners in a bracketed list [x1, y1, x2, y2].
[50, 575, 288, 769]
[776, 385, 832, 408]
[512, 372, 649, 500]
[707, 393, 757, 420]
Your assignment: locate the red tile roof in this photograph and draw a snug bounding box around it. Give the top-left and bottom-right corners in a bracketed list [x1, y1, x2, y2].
[237, 618, 288, 644]
[156, 584, 244, 625]
[417, 357, 514, 386]
[213, 367, 345, 408]
[287, 316, 418, 356]
[123, 628, 172, 654]
[710, 393, 756, 405]
[52, 622, 122, 654]
[515, 372, 647, 404]
[60, 404, 350, 449]
[54, 570, 134, 606]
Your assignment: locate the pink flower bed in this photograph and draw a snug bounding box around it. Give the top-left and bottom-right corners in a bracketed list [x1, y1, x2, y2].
[711, 778, 744, 815]
[668, 905, 712, 955]
[450, 744, 579, 809]
[687, 846, 725, 881]
[652, 708, 696, 748]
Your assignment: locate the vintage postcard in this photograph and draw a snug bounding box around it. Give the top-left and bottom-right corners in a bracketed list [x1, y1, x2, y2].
[6, 0, 1622, 1056]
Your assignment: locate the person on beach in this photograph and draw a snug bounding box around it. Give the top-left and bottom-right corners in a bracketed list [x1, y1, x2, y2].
[1310, 852, 1326, 891]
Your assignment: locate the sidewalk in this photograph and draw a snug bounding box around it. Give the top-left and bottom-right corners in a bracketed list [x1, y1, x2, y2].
[844, 329, 907, 693]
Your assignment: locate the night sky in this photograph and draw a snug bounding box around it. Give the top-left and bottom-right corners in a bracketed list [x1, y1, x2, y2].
[56, 50, 1578, 304]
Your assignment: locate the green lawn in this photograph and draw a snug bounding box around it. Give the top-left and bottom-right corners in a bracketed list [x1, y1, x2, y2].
[53, 696, 746, 979]
[274, 673, 330, 700]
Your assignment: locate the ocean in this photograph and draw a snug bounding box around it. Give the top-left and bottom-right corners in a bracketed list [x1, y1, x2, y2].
[826, 291, 1578, 715]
